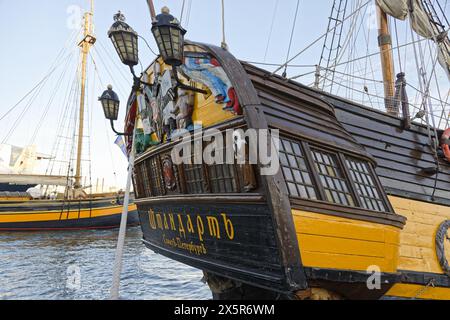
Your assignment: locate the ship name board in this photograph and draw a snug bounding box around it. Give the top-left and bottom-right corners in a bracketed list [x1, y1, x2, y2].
[148, 209, 235, 255]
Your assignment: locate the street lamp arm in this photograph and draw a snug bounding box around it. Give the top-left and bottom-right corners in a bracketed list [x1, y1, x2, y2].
[129, 66, 153, 87]
[110, 119, 131, 136]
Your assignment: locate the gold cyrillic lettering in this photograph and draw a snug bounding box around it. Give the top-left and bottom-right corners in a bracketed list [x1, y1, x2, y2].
[178, 214, 186, 238]
[149, 209, 157, 230]
[156, 214, 163, 230]
[197, 216, 205, 242]
[186, 215, 195, 234]
[207, 216, 221, 239]
[221, 213, 235, 240]
[169, 213, 176, 231]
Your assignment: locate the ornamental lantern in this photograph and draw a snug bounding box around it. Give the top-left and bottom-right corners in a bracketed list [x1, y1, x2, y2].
[151, 7, 186, 66]
[108, 11, 139, 67]
[99, 85, 120, 121]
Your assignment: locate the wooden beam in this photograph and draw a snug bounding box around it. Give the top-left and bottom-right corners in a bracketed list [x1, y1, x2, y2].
[147, 0, 157, 21]
[376, 2, 398, 116]
[74, 5, 96, 189]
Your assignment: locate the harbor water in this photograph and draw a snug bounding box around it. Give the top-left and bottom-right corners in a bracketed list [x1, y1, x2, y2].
[0, 227, 212, 300]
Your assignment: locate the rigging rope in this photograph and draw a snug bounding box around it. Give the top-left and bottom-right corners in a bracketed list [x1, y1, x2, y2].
[243, 61, 316, 68]
[0, 66, 59, 123]
[0, 28, 79, 123]
[180, 0, 186, 24]
[91, 54, 119, 187]
[43, 69, 80, 196]
[282, 0, 301, 78]
[393, 19, 403, 73]
[221, 0, 228, 50]
[91, 48, 129, 98]
[318, 0, 349, 90]
[29, 52, 75, 145]
[289, 38, 428, 80]
[137, 35, 158, 57]
[263, 0, 280, 62]
[86, 60, 94, 195]
[97, 39, 135, 83]
[271, 0, 372, 76]
[321, 74, 423, 111]
[409, 23, 442, 200]
[185, 0, 193, 30]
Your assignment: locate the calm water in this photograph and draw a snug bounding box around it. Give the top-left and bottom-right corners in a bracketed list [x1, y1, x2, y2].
[0, 227, 212, 300]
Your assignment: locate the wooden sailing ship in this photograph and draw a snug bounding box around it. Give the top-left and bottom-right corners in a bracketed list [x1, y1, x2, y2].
[121, 1, 449, 299]
[0, 2, 138, 231]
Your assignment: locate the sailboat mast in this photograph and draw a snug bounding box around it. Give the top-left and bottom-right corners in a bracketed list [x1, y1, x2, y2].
[74, 1, 96, 189]
[375, 1, 398, 116]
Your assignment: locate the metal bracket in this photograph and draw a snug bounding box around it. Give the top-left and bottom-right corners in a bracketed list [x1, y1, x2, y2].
[110, 119, 132, 137]
[378, 34, 392, 46]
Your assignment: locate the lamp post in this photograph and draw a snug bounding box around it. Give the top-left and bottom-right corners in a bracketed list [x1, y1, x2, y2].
[98, 85, 129, 136]
[105, 4, 203, 301]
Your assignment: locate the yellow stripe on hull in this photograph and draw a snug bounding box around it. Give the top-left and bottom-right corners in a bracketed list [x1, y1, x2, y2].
[292, 210, 400, 273]
[0, 204, 137, 223]
[0, 197, 29, 201]
[385, 284, 450, 300]
[293, 196, 450, 300]
[389, 196, 450, 274]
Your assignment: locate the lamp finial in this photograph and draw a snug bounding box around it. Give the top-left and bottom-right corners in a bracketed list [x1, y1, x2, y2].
[113, 11, 126, 22]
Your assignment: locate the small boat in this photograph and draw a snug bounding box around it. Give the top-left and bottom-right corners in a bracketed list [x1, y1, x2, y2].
[0, 193, 137, 231]
[0, 2, 138, 231]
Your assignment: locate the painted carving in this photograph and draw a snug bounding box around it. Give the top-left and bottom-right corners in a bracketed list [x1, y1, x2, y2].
[181, 53, 242, 115]
[135, 51, 242, 153]
[162, 156, 177, 191]
[175, 88, 194, 130]
[163, 100, 177, 140]
[124, 96, 138, 155]
[138, 93, 152, 135]
[142, 85, 162, 146]
[160, 70, 178, 141]
[134, 128, 152, 155]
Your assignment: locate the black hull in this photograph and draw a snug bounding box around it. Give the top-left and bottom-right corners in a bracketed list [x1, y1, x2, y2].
[0, 183, 34, 193]
[0, 211, 139, 231]
[138, 200, 289, 293]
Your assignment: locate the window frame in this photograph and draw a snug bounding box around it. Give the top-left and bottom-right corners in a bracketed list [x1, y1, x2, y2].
[279, 136, 393, 214]
[310, 146, 358, 207]
[278, 139, 319, 200]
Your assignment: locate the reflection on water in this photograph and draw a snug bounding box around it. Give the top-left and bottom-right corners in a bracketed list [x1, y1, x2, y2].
[0, 227, 211, 300]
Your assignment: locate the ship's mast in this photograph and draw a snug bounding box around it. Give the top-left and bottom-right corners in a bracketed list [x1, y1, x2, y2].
[74, 0, 96, 190]
[375, 1, 398, 116]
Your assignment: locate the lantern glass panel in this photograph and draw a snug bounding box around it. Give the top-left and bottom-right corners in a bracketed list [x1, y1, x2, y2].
[151, 11, 186, 66]
[109, 26, 139, 66]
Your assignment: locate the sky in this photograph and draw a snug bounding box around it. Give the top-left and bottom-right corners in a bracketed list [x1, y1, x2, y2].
[0, 0, 448, 190]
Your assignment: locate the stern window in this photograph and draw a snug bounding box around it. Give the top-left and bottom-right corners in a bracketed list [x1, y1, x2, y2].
[149, 157, 165, 196]
[345, 157, 387, 212]
[279, 137, 390, 213]
[311, 149, 355, 207]
[208, 164, 238, 193]
[279, 139, 318, 200]
[184, 163, 207, 194]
